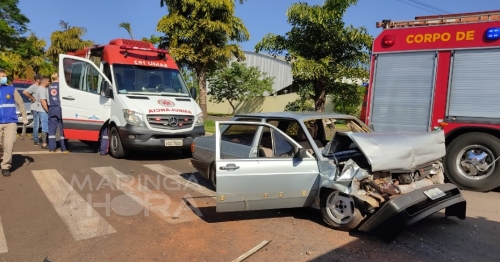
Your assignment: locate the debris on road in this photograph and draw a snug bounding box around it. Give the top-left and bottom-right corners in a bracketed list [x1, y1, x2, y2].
[231, 240, 271, 262]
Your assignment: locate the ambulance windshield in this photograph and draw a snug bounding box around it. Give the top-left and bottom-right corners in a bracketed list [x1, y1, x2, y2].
[113, 64, 190, 96]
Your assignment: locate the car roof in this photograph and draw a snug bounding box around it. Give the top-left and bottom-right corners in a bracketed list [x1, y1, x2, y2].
[234, 111, 357, 121]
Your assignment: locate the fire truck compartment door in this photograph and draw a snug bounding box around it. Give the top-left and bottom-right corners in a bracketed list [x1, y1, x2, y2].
[370, 52, 436, 132]
[447, 48, 500, 120]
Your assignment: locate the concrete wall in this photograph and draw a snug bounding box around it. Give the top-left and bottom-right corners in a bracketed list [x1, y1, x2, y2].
[207, 93, 333, 115]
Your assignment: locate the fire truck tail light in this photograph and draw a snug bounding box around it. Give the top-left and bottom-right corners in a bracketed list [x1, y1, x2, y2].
[382, 35, 395, 46]
[119, 45, 169, 54]
[485, 28, 500, 40]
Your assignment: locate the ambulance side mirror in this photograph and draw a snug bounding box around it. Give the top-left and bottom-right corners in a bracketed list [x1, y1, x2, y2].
[190, 87, 197, 100]
[101, 81, 113, 98]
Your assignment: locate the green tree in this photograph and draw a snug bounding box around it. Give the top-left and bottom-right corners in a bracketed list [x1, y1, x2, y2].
[255, 0, 372, 112]
[0, 0, 29, 51]
[46, 20, 94, 66]
[156, 0, 250, 118]
[330, 83, 365, 117]
[15, 33, 47, 74]
[118, 22, 134, 39]
[142, 35, 163, 46]
[208, 62, 274, 115]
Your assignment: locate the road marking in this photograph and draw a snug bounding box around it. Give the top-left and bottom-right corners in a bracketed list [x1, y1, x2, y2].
[32, 169, 117, 241]
[92, 166, 202, 224]
[143, 164, 215, 198]
[0, 215, 7, 254]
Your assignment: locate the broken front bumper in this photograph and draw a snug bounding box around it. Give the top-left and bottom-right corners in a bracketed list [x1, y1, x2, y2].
[357, 183, 466, 240]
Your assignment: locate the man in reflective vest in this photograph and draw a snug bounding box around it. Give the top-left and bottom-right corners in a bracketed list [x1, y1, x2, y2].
[0, 69, 28, 176]
[47, 73, 69, 153]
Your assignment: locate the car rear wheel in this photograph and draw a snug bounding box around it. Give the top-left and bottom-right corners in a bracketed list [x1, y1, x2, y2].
[320, 189, 364, 231]
[444, 132, 500, 192]
[209, 162, 216, 189]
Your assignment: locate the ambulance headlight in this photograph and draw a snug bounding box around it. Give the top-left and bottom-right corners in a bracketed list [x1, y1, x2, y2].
[195, 112, 204, 126]
[123, 109, 145, 126]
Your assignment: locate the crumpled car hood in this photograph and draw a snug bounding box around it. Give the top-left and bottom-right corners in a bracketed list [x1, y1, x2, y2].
[332, 130, 446, 172]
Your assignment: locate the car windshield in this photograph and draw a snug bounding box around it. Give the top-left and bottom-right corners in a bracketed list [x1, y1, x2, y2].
[112, 64, 190, 97]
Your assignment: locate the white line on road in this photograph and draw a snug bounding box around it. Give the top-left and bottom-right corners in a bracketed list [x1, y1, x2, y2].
[91, 166, 202, 224]
[0, 215, 7, 254]
[143, 164, 215, 198]
[32, 169, 117, 241]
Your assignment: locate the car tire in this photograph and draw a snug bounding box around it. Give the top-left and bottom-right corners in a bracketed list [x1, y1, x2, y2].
[444, 132, 500, 192]
[320, 189, 364, 231]
[109, 127, 127, 159]
[209, 162, 216, 189]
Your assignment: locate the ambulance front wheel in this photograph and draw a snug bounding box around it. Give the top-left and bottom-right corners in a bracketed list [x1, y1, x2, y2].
[109, 126, 127, 159]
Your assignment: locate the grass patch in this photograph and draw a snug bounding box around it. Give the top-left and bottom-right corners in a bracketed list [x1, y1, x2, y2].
[208, 112, 233, 117]
[204, 119, 215, 133]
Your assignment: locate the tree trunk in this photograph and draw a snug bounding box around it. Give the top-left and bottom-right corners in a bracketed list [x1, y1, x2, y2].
[196, 67, 208, 119]
[313, 82, 326, 112]
[228, 101, 236, 115]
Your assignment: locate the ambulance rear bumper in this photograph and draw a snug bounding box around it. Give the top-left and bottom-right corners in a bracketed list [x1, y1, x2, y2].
[117, 124, 205, 150]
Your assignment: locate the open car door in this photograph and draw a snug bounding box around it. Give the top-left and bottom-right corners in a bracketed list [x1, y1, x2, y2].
[215, 121, 321, 212]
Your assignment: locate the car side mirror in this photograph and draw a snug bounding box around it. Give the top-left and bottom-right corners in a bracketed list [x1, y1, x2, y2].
[296, 147, 308, 159]
[101, 81, 113, 98]
[190, 87, 197, 100]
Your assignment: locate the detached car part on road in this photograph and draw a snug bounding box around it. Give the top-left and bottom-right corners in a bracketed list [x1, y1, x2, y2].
[190, 113, 467, 239]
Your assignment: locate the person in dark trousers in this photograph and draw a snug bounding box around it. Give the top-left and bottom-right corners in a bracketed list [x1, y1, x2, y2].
[0, 69, 28, 176]
[99, 127, 109, 156]
[23, 74, 42, 145]
[46, 73, 69, 153]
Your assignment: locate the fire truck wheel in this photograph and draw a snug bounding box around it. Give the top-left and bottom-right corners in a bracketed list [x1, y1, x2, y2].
[445, 132, 500, 192]
[109, 127, 127, 159]
[320, 189, 364, 231]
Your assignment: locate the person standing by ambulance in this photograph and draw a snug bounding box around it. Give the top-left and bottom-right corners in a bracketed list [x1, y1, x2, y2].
[0, 69, 28, 176]
[22, 74, 42, 145]
[47, 73, 69, 153]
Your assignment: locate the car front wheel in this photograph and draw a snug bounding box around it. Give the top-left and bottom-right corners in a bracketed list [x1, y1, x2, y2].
[320, 189, 364, 231]
[444, 132, 500, 192]
[109, 127, 127, 159]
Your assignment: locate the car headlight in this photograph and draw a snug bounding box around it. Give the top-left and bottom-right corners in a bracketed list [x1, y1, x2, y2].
[195, 113, 204, 126]
[123, 109, 145, 126]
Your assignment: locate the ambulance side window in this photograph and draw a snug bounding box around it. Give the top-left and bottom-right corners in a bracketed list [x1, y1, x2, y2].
[65, 58, 100, 95]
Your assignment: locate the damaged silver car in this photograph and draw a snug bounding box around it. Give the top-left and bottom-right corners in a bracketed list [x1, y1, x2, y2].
[212, 119, 467, 239]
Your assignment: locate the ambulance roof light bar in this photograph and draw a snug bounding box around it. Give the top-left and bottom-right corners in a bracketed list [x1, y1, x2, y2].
[377, 10, 500, 29]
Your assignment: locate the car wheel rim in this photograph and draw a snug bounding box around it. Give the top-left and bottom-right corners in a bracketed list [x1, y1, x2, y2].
[111, 132, 119, 152]
[456, 145, 496, 180]
[325, 192, 354, 225]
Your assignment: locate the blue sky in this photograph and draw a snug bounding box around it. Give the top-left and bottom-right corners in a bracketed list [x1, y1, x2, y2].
[19, 0, 500, 52]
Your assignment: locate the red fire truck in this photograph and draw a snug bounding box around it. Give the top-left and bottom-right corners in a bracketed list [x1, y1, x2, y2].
[362, 10, 500, 192]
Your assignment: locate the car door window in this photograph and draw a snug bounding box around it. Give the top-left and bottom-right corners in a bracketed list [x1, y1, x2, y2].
[273, 129, 295, 158]
[65, 58, 101, 95]
[221, 124, 259, 146]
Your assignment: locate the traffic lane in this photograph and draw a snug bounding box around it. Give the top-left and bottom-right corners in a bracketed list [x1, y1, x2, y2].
[0, 150, 275, 261]
[252, 190, 500, 262]
[4, 141, 500, 261]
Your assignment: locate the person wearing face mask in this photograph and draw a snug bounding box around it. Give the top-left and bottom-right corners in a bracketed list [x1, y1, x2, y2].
[0, 69, 28, 176]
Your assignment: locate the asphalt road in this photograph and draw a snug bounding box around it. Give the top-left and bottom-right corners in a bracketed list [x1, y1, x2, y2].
[0, 137, 498, 262]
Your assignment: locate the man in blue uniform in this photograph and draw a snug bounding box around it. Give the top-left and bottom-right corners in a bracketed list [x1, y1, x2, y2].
[47, 73, 69, 153]
[99, 127, 109, 156]
[0, 69, 28, 176]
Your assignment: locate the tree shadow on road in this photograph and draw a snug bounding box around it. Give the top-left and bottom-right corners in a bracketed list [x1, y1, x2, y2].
[11, 154, 34, 172]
